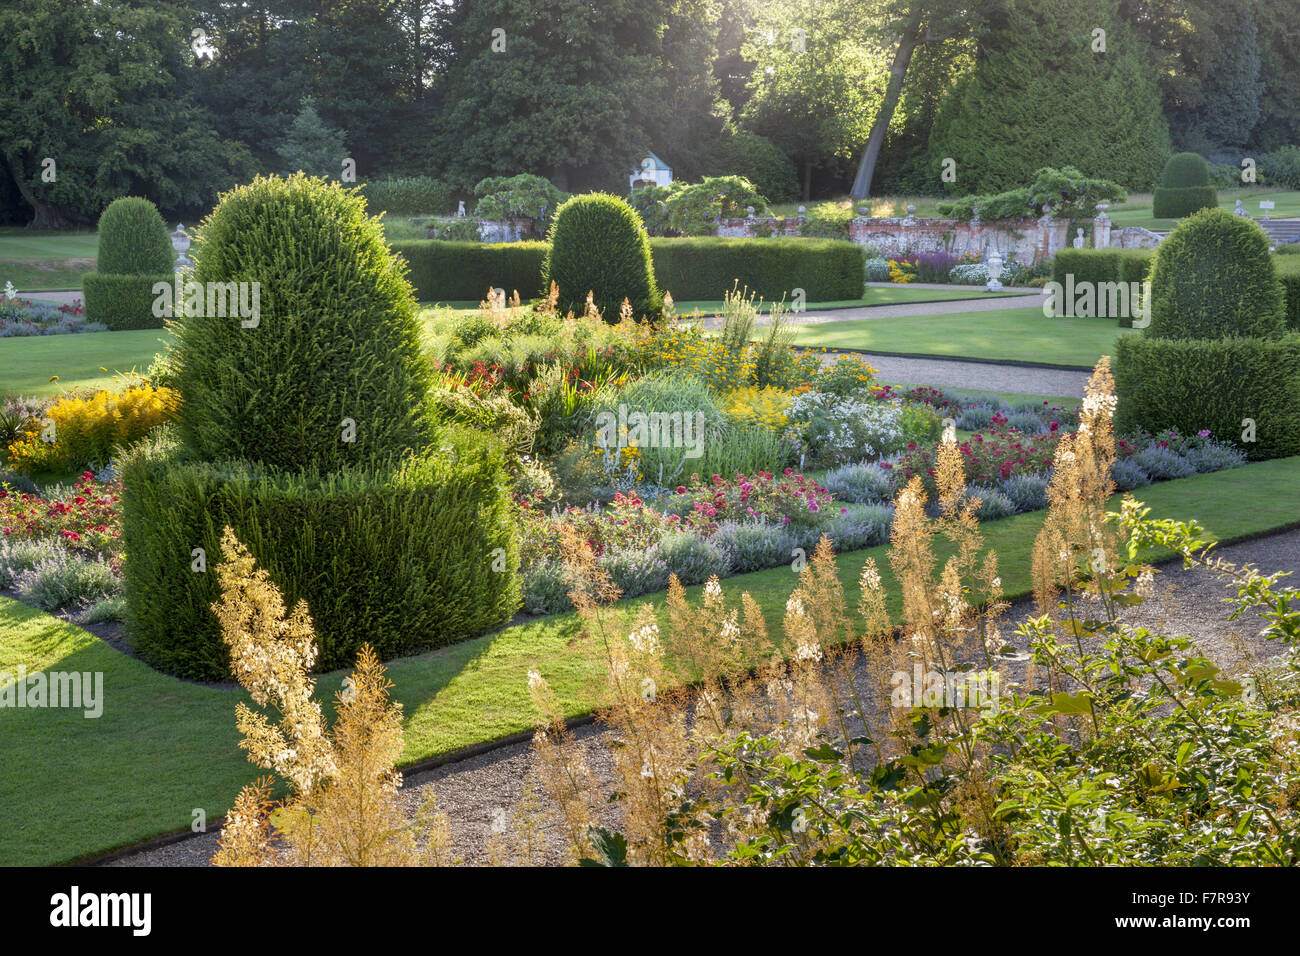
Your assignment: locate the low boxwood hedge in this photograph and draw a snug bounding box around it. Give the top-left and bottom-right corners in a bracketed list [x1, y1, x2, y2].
[1276, 256, 1300, 331]
[1051, 248, 1154, 289]
[650, 237, 864, 302]
[1114, 333, 1300, 460]
[391, 237, 865, 304]
[1152, 186, 1219, 220]
[82, 272, 172, 330]
[390, 240, 548, 302]
[121, 426, 521, 680]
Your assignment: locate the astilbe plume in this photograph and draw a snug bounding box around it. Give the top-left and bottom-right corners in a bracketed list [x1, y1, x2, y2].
[211, 528, 452, 866]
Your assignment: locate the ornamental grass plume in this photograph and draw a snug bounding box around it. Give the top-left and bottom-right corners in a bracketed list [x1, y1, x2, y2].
[211, 528, 453, 866]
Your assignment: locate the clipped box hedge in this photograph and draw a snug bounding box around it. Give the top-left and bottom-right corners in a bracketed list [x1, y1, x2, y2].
[391, 236, 865, 304]
[649, 237, 865, 302]
[1113, 333, 1300, 460]
[121, 426, 521, 680]
[82, 272, 172, 330]
[1051, 248, 1154, 289]
[1151, 186, 1219, 219]
[390, 240, 548, 302]
[1276, 257, 1300, 331]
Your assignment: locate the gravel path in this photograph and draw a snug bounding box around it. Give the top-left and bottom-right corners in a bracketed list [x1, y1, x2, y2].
[817, 350, 1091, 397]
[107, 527, 1300, 868]
[795, 290, 1038, 324]
[11, 289, 83, 306]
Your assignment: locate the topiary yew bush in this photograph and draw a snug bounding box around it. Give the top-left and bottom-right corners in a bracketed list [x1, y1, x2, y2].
[1146, 207, 1286, 340]
[124, 174, 521, 679]
[1115, 206, 1300, 460]
[96, 197, 173, 274]
[1152, 152, 1217, 219]
[82, 197, 174, 330]
[173, 174, 437, 472]
[121, 427, 520, 679]
[543, 192, 662, 321]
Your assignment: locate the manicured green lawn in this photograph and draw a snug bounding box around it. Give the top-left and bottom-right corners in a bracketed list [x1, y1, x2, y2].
[0, 228, 99, 292]
[3, 456, 1297, 865]
[1108, 188, 1300, 232]
[790, 306, 1122, 368]
[676, 286, 1033, 314]
[0, 329, 171, 398]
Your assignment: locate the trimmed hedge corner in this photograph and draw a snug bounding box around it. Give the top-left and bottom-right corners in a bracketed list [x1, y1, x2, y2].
[1152, 186, 1219, 219]
[391, 236, 865, 305]
[650, 237, 864, 302]
[390, 240, 548, 302]
[121, 427, 521, 680]
[1114, 333, 1300, 461]
[1276, 257, 1300, 331]
[81, 272, 172, 330]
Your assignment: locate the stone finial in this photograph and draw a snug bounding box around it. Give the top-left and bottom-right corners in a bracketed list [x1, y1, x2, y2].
[746, 205, 755, 218]
[797, 205, 806, 214]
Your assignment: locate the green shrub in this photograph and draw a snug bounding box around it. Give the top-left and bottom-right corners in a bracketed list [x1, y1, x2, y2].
[172, 174, 436, 472]
[543, 192, 662, 320]
[936, 188, 1031, 221]
[1113, 334, 1300, 460]
[1146, 207, 1285, 340]
[473, 173, 566, 225]
[1259, 147, 1300, 190]
[430, 218, 482, 242]
[1160, 152, 1211, 187]
[121, 427, 520, 679]
[1151, 186, 1219, 219]
[663, 176, 769, 236]
[651, 237, 863, 301]
[82, 272, 172, 330]
[359, 176, 453, 216]
[799, 203, 852, 240]
[1276, 256, 1300, 331]
[713, 132, 798, 204]
[390, 240, 547, 301]
[393, 236, 864, 304]
[627, 185, 674, 237]
[96, 197, 173, 275]
[1051, 249, 1123, 288]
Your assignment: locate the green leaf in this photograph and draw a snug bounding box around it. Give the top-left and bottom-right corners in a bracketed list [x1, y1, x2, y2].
[579, 826, 628, 867]
[804, 743, 844, 762]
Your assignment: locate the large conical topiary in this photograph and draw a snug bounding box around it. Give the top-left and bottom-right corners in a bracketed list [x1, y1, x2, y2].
[172, 174, 436, 472]
[543, 192, 662, 321]
[1146, 206, 1285, 340]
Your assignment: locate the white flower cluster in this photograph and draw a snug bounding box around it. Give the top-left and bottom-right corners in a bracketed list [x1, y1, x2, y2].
[787, 392, 905, 465]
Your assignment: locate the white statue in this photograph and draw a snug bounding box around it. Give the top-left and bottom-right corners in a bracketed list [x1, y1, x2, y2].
[1072, 228, 1085, 249]
[456, 200, 466, 218]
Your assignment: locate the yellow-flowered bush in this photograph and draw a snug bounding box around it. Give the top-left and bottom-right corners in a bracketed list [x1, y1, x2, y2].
[722, 386, 794, 433]
[7, 384, 180, 474]
[888, 259, 916, 284]
[647, 321, 820, 393]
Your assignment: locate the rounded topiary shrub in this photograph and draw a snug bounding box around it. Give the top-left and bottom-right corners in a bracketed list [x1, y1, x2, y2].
[1153, 153, 1216, 219]
[542, 192, 662, 321]
[1146, 207, 1286, 340]
[96, 197, 173, 275]
[1160, 152, 1211, 188]
[172, 174, 436, 472]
